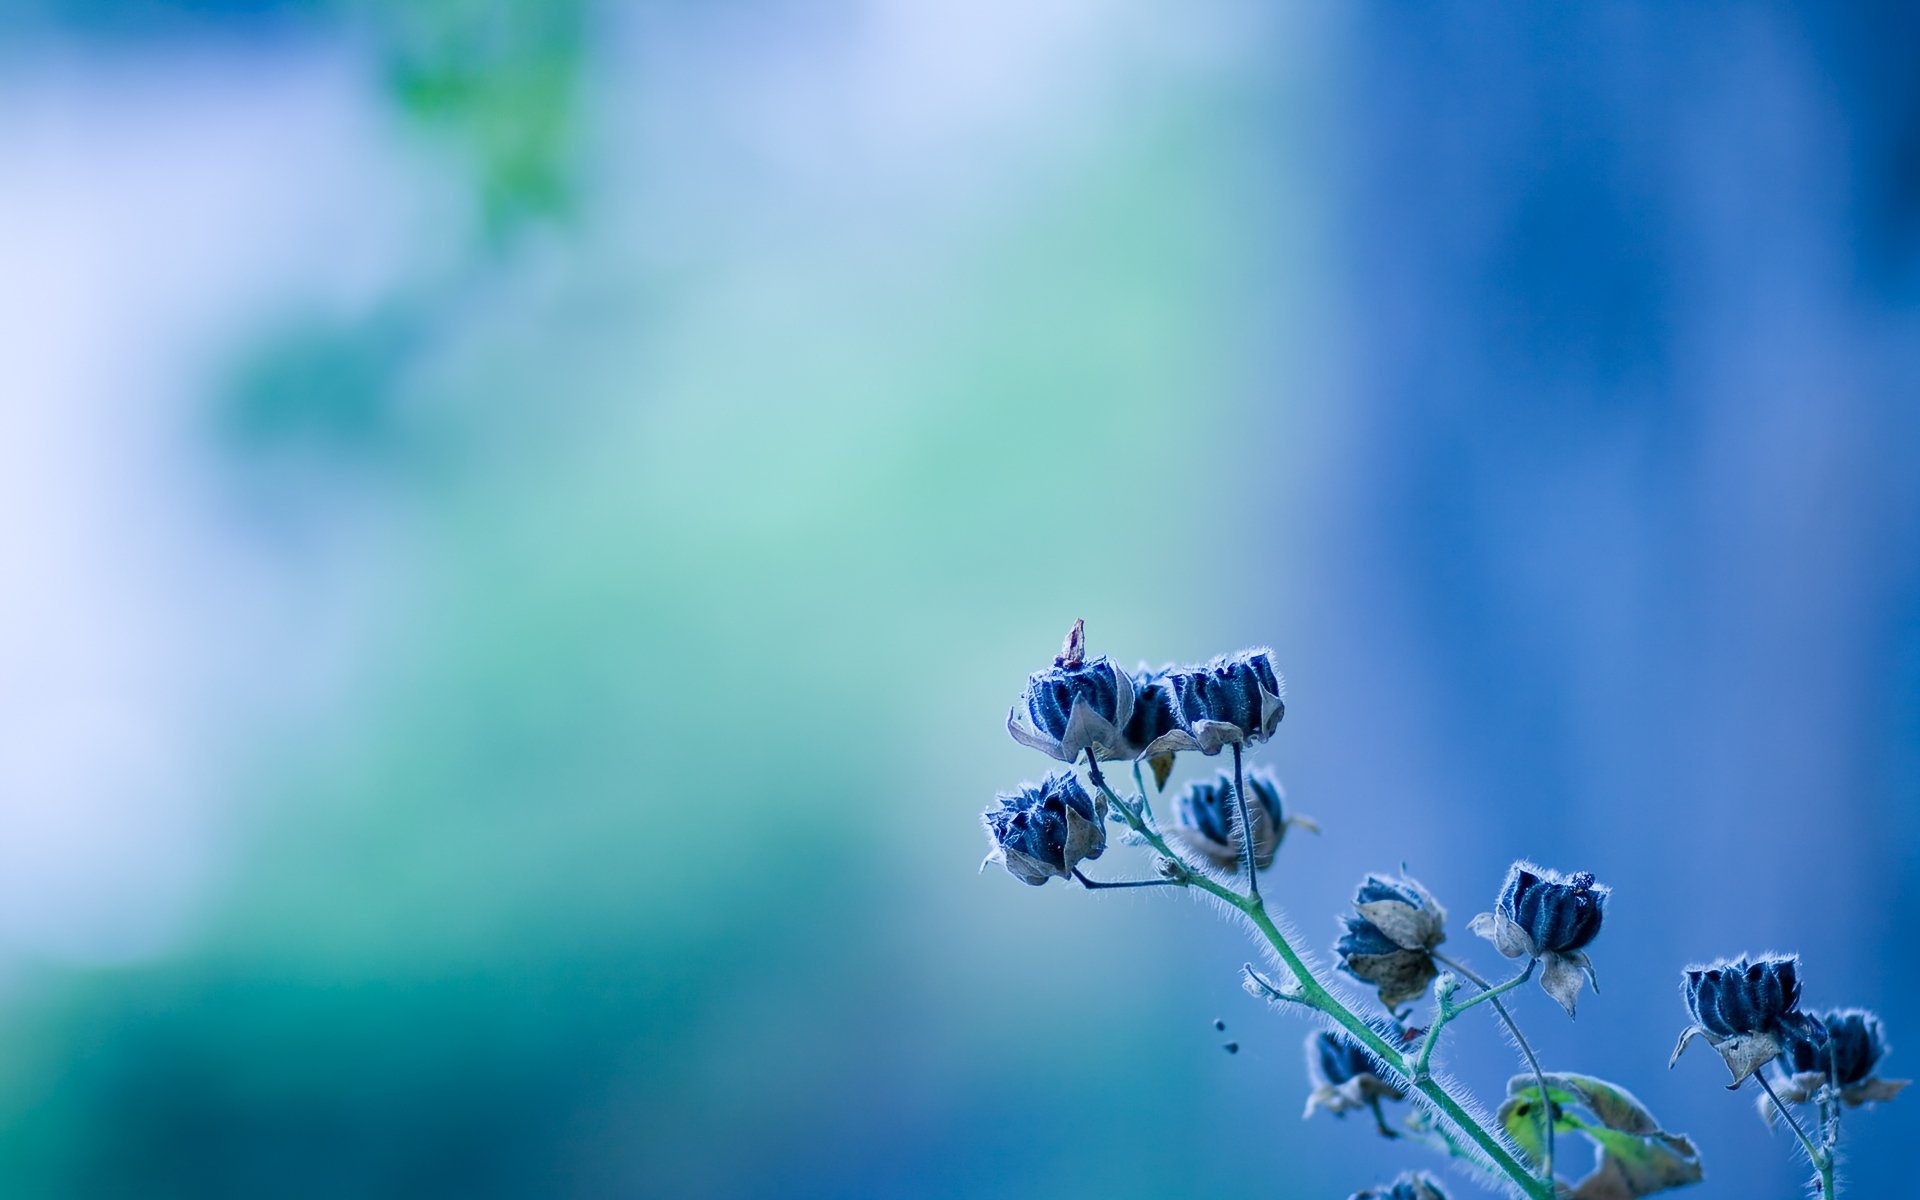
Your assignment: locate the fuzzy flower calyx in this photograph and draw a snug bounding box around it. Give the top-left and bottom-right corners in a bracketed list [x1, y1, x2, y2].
[1348, 1172, 1449, 1200]
[1469, 861, 1608, 1016]
[981, 772, 1107, 886]
[1336, 872, 1447, 1011]
[1304, 1025, 1408, 1120]
[1769, 1008, 1909, 1111]
[1169, 768, 1318, 872]
[1670, 954, 1822, 1086]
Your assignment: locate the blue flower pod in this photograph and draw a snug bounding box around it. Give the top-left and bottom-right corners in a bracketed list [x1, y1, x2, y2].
[1160, 649, 1285, 756]
[1469, 862, 1608, 1016]
[1304, 1022, 1408, 1118]
[1770, 1007, 1910, 1109]
[1170, 769, 1302, 870]
[1336, 872, 1447, 1009]
[1684, 956, 1802, 1039]
[1671, 954, 1819, 1084]
[1007, 653, 1135, 763]
[1497, 863, 1609, 955]
[1309, 1027, 1394, 1090]
[1783, 1010, 1881, 1085]
[1119, 665, 1187, 756]
[981, 772, 1107, 886]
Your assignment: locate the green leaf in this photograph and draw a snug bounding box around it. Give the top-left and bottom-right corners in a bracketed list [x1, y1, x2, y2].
[1501, 1073, 1704, 1199]
[1565, 1121, 1703, 1200]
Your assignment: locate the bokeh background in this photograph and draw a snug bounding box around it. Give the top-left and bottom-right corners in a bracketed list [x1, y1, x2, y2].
[3, 2, 1918, 1197]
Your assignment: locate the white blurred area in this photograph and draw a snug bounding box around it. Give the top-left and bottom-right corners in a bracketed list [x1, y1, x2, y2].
[0, 0, 1287, 967]
[0, 42, 448, 967]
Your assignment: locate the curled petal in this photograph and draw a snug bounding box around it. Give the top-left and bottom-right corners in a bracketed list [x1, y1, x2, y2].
[1469, 910, 1538, 960]
[1671, 1025, 1782, 1087]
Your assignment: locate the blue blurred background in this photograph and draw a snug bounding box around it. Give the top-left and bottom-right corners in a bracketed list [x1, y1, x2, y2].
[2, 2, 1917, 1197]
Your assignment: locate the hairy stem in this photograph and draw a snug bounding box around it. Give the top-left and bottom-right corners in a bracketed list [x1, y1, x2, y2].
[1081, 761, 1555, 1200]
[1438, 951, 1556, 1182]
[1754, 1070, 1833, 1196]
[1230, 742, 1258, 901]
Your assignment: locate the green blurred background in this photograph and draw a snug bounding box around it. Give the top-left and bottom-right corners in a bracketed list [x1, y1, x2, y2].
[5, 2, 1919, 1197]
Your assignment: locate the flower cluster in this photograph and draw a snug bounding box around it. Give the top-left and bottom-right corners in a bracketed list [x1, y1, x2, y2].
[979, 622, 1899, 1200]
[1006, 623, 1285, 764]
[989, 623, 1294, 888]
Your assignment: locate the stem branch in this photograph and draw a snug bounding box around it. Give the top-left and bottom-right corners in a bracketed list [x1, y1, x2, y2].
[1078, 759, 1555, 1200]
[1437, 951, 1556, 1182]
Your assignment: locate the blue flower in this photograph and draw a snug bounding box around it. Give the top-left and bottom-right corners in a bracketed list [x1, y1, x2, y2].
[1772, 1008, 1910, 1111]
[1671, 955, 1824, 1085]
[981, 772, 1107, 886]
[1304, 1024, 1408, 1118]
[1469, 862, 1609, 1016]
[1335, 872, 1447, 1010]
[1169, 768, 1316, 871]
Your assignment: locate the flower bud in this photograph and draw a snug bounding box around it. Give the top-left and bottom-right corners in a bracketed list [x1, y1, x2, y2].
[1348, 1172, 1449, 1200]
[980, 772, 1107, 886]
[1336, 872, 1447, 1011]
[1304, 1024, 1408, 1119]
[1468, 861, 1608, 1016]
[1771, 1008, 1910, 1110]
[1670, 955, 1820, 1085]
[1168, 768, 1314, 871]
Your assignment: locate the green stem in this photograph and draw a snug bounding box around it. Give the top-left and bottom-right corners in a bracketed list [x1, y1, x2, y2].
[1753, 1071, 1833, 1196]
[1415, 962, 1535, 1077]
[1437, 951, 1554, 1183]
[1082, 766, 1555, 1200]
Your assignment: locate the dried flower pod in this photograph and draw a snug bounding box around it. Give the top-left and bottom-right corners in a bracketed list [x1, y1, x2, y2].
[1006, 650, 1136, 764]
[1168, 768, 1316, 871]
[1347, 1172, 1449, 1200]
[1770, 1008, 1911, 1111]
[980, 772, 1107, 886]
[1336, 872, 1447, 1010]
[1304, 1025, 1408, 1119]
[1468, 861, 1608, 1016]
[1670, 955, 1822, 1085]
[1120, 665, 1187, 760]
[1158, 649, 1286, 756]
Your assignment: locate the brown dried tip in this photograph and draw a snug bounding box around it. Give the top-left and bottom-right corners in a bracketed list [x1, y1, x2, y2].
[1055, 618, 1086, 669]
